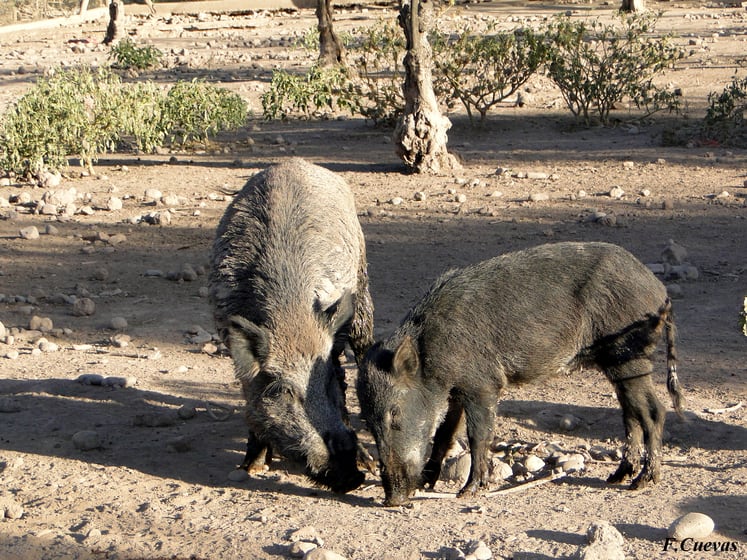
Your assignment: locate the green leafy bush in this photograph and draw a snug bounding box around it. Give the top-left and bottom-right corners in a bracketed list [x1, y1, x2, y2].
[261, 65, 349, 120]
[546, 13, 683, 126]
[0, 68, 248, 176]
[431, 23, 549, 124]
[701, 74, 747, 147]
[109, 37, 163, 70]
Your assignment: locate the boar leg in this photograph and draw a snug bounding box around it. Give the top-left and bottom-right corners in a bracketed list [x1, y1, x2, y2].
[457, 394, 496, 498]
[608, 364, 664, 489]
[422, 399, 464, 489]
[239, 432, 273, 473]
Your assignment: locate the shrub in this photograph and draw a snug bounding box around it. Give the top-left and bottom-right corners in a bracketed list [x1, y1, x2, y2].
[546, 12, 683, 126]
[701, 74, 747, 147]
[261, 65, 349, 120]
[109, 37, 163, 70]
[431, 22, 549, 124]
[0, 68, 248, 176]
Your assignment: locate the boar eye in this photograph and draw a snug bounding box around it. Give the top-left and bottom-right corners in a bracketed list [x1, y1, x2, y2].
[390, 407, 402, 431]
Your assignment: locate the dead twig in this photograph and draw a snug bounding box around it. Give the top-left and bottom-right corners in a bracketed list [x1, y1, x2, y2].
[485, 471, 567, 497]
[704, 401, 743, 414]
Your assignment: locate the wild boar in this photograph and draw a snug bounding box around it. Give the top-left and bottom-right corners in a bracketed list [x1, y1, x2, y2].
[357, 242, 684, 506]
[210, 158, 374, 493]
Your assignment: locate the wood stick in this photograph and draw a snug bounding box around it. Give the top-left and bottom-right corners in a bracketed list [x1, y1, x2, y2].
[704, 401, 743, 414]
[485, 471, 567, 497]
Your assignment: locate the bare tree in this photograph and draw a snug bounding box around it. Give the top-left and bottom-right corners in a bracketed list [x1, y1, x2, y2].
[317, 0, 343, 66]
[393, 0, 459, 174]
[620, 0, 645, 12]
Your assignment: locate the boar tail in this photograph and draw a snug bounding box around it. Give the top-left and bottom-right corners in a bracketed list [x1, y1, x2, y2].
[663, 298, 685, 420]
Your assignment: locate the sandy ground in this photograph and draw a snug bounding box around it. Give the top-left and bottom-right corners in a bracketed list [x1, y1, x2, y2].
[0, 1, 745, 559]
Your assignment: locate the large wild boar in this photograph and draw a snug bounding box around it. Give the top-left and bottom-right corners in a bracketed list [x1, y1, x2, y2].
[209, 158, 374, 493]
[357, 242, 684, 506]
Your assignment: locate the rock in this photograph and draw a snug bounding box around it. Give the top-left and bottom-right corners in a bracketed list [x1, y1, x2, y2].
[666, 284, 684, 299]
[181, 264, 198, 282]
[109, 316, 128, 330]
[572, 521, 625, 560]
[177, 405, 197, 419]
[0, 498, 24, 520]
[134, 413, 176, 427]
[290, 540, 317, 557]
[441, 452, 471, 483]
[528, 192, 549, 202]
[455, 193, 467, 203]
[608, 186, 625, 199]
[228, 469, 250, 482]
[107, 197, 123, 211]
[107, 233, 127, 246]
[668, 512, 715, 540]
[72, 430, 101, 450]
[77, 373, 104, 385]
[559, 413, 580, 431]
[622, 161, 635, 169]
[144, 188, 162, 203]
[29, 316, 53, 332]
[102, 376, 136, 388]
[72, 298, 96, 316]
[289, 526, 324, 546]
[524, 455, 545, 473]
[661, 240, 687, 265]
[557, 453, 585, 473]
[0, 320, 5, 339]
[19, 226, 40, 240]
[110, 333, 131, 348]
[91, 267, 109, 281]
[666, 265, 699, 282]
[527, 172, 548, 180]
[413, 191, 427, 201]
[465, 540, 492, 560]
[304, 549, 346, 560]
[38, 339, 59, 352]
[490, 458, 513, 481]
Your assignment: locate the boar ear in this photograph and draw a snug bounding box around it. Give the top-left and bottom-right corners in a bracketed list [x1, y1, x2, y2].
[228, 315, 269, 378]
[392, 336, 419, 380]
[319, 289, 355, 337]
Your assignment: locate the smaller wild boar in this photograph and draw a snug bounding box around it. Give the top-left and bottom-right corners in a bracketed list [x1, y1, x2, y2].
[210, 158, 374, 493]
[357, 242, 684, 506]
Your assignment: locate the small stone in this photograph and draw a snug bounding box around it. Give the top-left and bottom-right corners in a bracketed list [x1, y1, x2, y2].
[181, 264, 198, 282]
[77, 373, 104, 385]
[668, 512, 715, 540]
[85, 528, 102, 540]
[72, 298, 96, 316]
[110, 333, 131, 348]
[91, 267, 109, 281]
[1, 499, 24, 519]
[622, 161, 635, 169]
[465, 540, 492, 560]
[162, 194, 181, 207]
[228, 469, 250, 482]
[559, 414, 580, 431]
[144, 269, 164, 277]
[102, 376, 136, 388]
[144, 189, 162, 203]
[441, 452, 471, 483]
[177, 405, 197, 419]
[134, 413, 175, 427]
[527, 172, 548, 180]
[389, 197, 403, 206]
[38, 339, 59, 352]
[662, 198, 674, 210]
[608, 186, 625, 199]
[455, 193, 467, 203]
[29, 316, 53, 332]
[304, 550, 346, 560]
[661, 240, 688, 265]
[107, 233, 127, 246]
[202, 342, 219, 355]
[490, 458, 513, 481]
[413, 191, 427, 201]
[78, 205, 95, 216]
[72, 430, 101, 450]
[4, 350, 19, 360]
[198, 286, 209, 298]
[524, 455, 545, 473]
[572, 521, 625, 560]
[289, 526, 324, 546]
[666, 284, 684, 299]
[107, 197, 123, 211]
[290, 540, 317, 557]
[19, 226, 40, 240]
[640, 189, 651, 197]
[558, 454, 585, 473]
[109, 316, 128, 330]
[529, 192, 549, 202]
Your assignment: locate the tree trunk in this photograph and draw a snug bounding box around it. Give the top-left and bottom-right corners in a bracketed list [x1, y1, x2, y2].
[317, 0, 343, 66]
[620, 0, 645, 12]
[78, 0, 90, 15]
[393, 0, 459, 174]
[103, 0, 125, 45]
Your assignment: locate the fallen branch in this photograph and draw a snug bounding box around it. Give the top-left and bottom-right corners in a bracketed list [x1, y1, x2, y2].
[704, 401, 743, 414]
[485, 471, 567, 497]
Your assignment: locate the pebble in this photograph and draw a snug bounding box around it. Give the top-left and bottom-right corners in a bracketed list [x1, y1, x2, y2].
[491, 458, 513, 481]
[19, 226, 40, 240]
[181, 264, 198, 282]
[389, 197, 403, 206]
[134, 413, 176, 427]
[0, 498, 24, 520]
[666, 264, 699, 282]
[29, 315, 53, 332]
[413, 191, 427, 201]
[289, 526, 324, 546]
[109, 316, 128, 330]
[4, 350, 20, 360]
[528, 192, 549, 202]
[666, 284, 684, 299]
[557, 454, 585, 473]
[107, 197, 123, 211]
[144, 188, 162, 203]
[441, 452, 470, 483]
[608, 186, 625, 199]
[0, 398, 22, 413]
[177, 405, 197, 419]
[661, 240, 688, 265]
[455, 193, 467, 203]
[290, 540, 317, 557]
[524, 454, 545, 473]
[72, 430, 101, 450]
[38, 339, 59, 352]
[92, 267, 109, 281]
[527, 172, 548, 180]
[0, 320, 5, 339]
[110, 333, 131, 348]
[107, 233, 127, 246]
[198, 286, 209, 298]
[77, 373, 104, 385]
[668, 512, 715, 540]
[572, 521, 625, 560]
[102, 376, 136, 388]
[227, 469, 250, 482]
[559, 413, 580, 431]
[465, 540, 492, 560]
[73, 298, 96, 316]
[304, 550, 346, 560]
[622, 161, 635, 169]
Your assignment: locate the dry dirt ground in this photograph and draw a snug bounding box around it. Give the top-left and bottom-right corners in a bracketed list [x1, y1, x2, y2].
[0, 1, 746, 559]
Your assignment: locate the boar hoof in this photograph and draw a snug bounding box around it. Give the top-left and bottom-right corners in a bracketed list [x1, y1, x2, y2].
[629, 467, 659, 490]
[607, 460, 635, 484]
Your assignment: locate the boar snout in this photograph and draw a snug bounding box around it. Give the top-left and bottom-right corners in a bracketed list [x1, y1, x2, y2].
[304, 429, 364, 494]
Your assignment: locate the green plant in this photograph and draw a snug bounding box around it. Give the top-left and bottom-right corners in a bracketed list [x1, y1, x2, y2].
[0, 67, 125, 175]
[261, 65, 349, 120]
[546, 13, 683, 126]
[701, 74, 747, 147]
[109, 37, 163, 70]
[0, 68, 248, 176]
[162, 80, 248, 144]
[431, 22, 548, 124]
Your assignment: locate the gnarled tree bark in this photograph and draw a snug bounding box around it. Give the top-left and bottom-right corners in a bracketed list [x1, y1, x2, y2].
[317, 0, 343, 66]
[393, 0, 459, 174]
